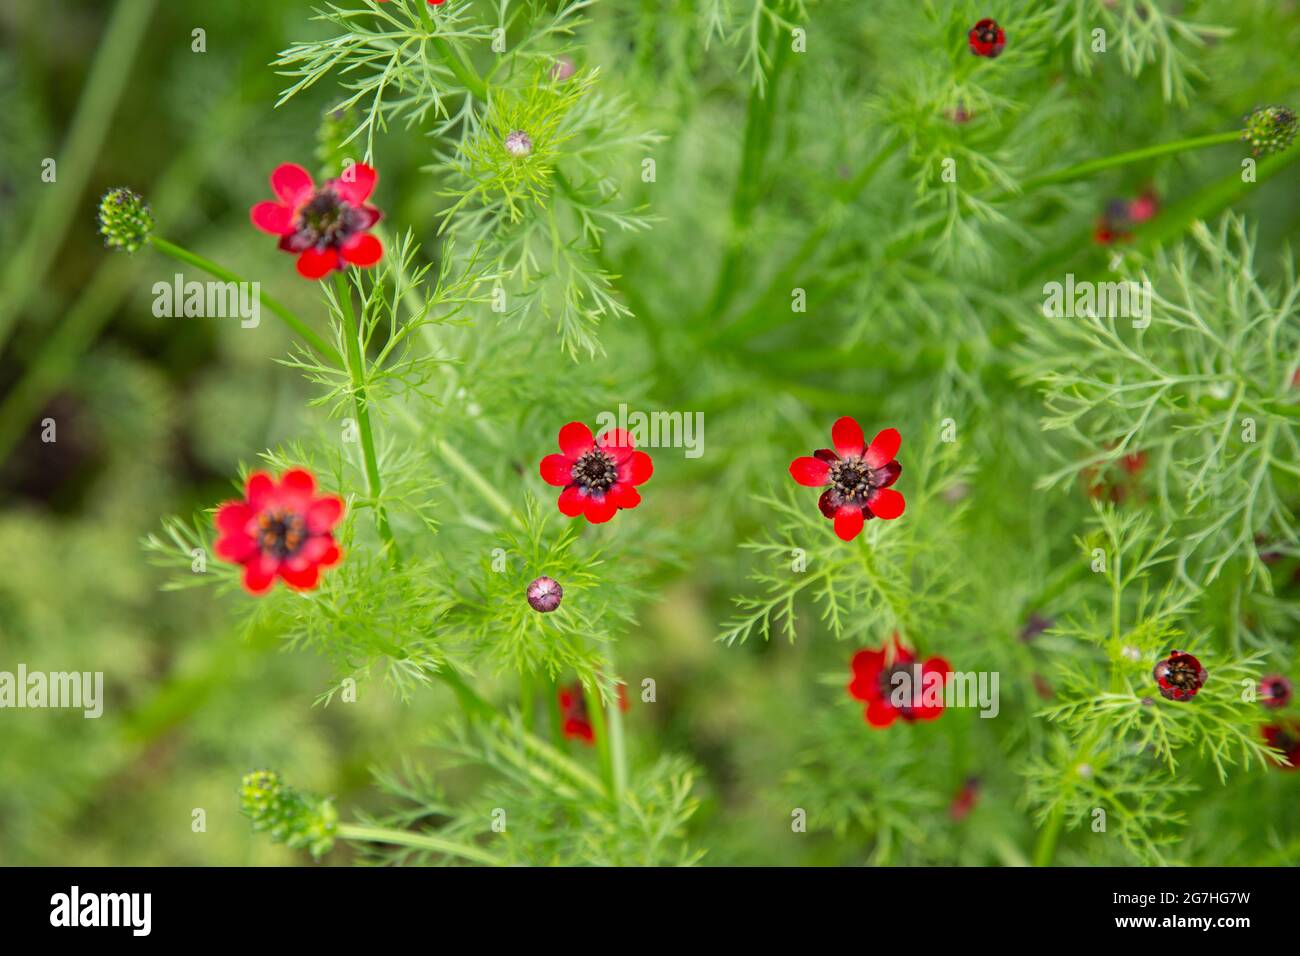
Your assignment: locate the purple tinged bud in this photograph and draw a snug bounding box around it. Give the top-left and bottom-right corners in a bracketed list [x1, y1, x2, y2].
[527, 576, 563, 612]
[505, 129, 533, 158]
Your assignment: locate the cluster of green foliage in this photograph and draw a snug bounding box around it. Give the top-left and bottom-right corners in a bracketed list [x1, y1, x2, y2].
[2, 0, 1298, 866]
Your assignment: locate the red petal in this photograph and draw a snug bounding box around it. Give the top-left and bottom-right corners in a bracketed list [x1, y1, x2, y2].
[305, 496, 344, 533]
[583, 494, 619, 524]
[877, 460, 901, 488]
[865, 698, 898, 727]
[214, 533, 259, 563]
[270, 163, 314, 206]
[867, 487, 905, 520]
[617, 451, 653, 485]
[558, 421, 594, 458]
[540, 454, 575, 486]
[864, 427, 901, 468]
[296, 247, 341, 279]
[790, 456, 831, 487]
[340, 231, 383, 267]
[607, 483, 641, 509]
[558, 486, 585, 517]
[250, 201, 295, 236]
[831, 417, 865, 458]
[215, 502, 254, 537]
[242, 554, 279, 595]
[833, 505, 865, 541]
[597, 428, 635, 462]
[279, 562, 321, 590]
[332, 163, 378, 206]
[851, 647, 886, 677]
[278, 469, 316, 509]
[245, 472, 275, 510]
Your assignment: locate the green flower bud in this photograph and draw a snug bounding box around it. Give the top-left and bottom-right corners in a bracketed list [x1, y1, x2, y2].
[97, 187, 154, 253]
[1242, 106, 1297, 157]
[239, 770, 338, 859]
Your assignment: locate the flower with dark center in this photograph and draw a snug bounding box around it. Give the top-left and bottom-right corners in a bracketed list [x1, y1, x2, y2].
[250, 162, 383, 279]
[214, 468, 345, 594]
[504, 129, 533, 157]
[848, 633, 951, 728]
[1263, 721, 1300, 771]
[527, 576, 563, 613]
[1242, 106, 1297, 157]
[790, 416, 904, 541]
[1152, 650, 1208, 702]
[967, 18, 1006, 58]
[540, 421, 653, 523]
[557, 681, 630, 744]
[1259, 674, 1293, 709]
[98, 187, 154, 253]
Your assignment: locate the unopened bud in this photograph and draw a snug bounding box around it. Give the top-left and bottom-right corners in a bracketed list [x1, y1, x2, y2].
[97, 187, 154, 253]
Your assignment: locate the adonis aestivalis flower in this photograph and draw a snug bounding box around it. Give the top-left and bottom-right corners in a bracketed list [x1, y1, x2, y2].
[540, 422, 653, 524]
[1152, 650, 1208, 701]
[789, 417, 904, 541]
[1262, 722, 1300, 771]
[214, 469, 345, 595]
[848, 634, 951, 728]
[558, 682, 630, 744]
[250, 163, 383, 279]
[967, 18, 1006, 58]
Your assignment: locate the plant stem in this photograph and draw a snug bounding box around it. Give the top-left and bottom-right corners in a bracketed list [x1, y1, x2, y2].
[337, 823, 503, 866]
[149, 237, 341, 364]
[433, 435, 521, 526]
[0, 0, 159, 354]
[429, 35, 488, 100]
[333, 272, 399, 559]
[1031, 804, 1065, 867]
[1016, 131, 1241, 193]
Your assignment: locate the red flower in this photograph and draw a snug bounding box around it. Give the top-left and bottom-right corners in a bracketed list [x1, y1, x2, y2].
[250, 163, 383, 279]
[1260, 674, 1293, 709]
[949, 776, 981, 821]
[214, 469, 345, 595]
[847, 634, 951, 728]
[1152, 650, 1208, 701]
[789, 417, 904, 541]
[1083, 447, 1146, 502]
[968, 18, 1006, 58]
[558, 682, 630, 745]
[1262, 721, 1300, 770]
[540, 422, 653, 524]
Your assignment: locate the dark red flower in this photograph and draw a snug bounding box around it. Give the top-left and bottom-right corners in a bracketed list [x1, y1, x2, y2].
[847, 634, 951, 728]
[968, 18, 1006, 58]
[250, 163, 383, 279]
[1262, 721, 1300, 770]
[214, 469, 344, 595]
[1260, 674, 1293, 709]
[1153, 650, 1208, 701]
[949, 776, 981, 821]
[790, 417, 904, 541]
[540, 422, 653, 524]
[1083, 447, 1146, 502]
[558, 682, 630, 745]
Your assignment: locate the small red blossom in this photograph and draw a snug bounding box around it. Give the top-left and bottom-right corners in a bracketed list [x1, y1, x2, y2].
[1153, 650, 1208, 702]
[540, 422, 653, 524]
[1260, 674, 1293, 709]
[968, 18, 1006, 58]
[1262, 721, 1300, 770]
[790, 417, 904, 541]
[250, 163, 383, 279]
[1093, 190, 1159, 246]
[949, 776, 981, 822]
[558, 682, 630, 745]
[847, 634, 951, 728]
[1083, 447, 1147, 502]
[214, 469, 344, 595]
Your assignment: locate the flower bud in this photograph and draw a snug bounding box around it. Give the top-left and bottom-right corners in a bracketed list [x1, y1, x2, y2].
[1242, 106, 1297, 157]
[239, 770, 338, 859]
[97, 187, 154, 253]
[527, 575, 563, 612]
[505, 129, 533, 158]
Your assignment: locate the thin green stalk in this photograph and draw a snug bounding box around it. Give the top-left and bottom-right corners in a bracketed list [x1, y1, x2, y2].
[1016, 130, 1240, 193]
[0, 0, 159, 353]
[1031, 804, 1066, 867]
[434, 435, 521, 526]
[584, 681, 616, 799]
[150, 237, 341, 364]
[429, 36, 488, 100]
[337, 823, 503, 866]
[333, 272, 399, 559]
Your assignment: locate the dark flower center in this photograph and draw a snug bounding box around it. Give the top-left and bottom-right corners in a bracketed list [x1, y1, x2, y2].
[256, 508, 307, 559]
[1163, 659, 1201, 690]
[829, 456, 881, 504]
[976, 24, 999, 44]
[294, 189, 361, 250]
[572, 450, 617, 494]
[878, 662, 920, 716]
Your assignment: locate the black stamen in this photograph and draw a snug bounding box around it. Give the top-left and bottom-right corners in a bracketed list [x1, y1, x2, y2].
[572, 450, 618, 493]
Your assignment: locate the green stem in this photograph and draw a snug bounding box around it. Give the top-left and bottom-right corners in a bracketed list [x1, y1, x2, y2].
[430, 36, 488, 100]
[434, 436, 521, 526]
[0, 0, 159, 354]
[150, 237, 341, 365]
[333, 272, 399, 559]
[337, 823, 502, 866]
[1016, 130, 1241, 193]
[1031, 805, 1066, 867]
